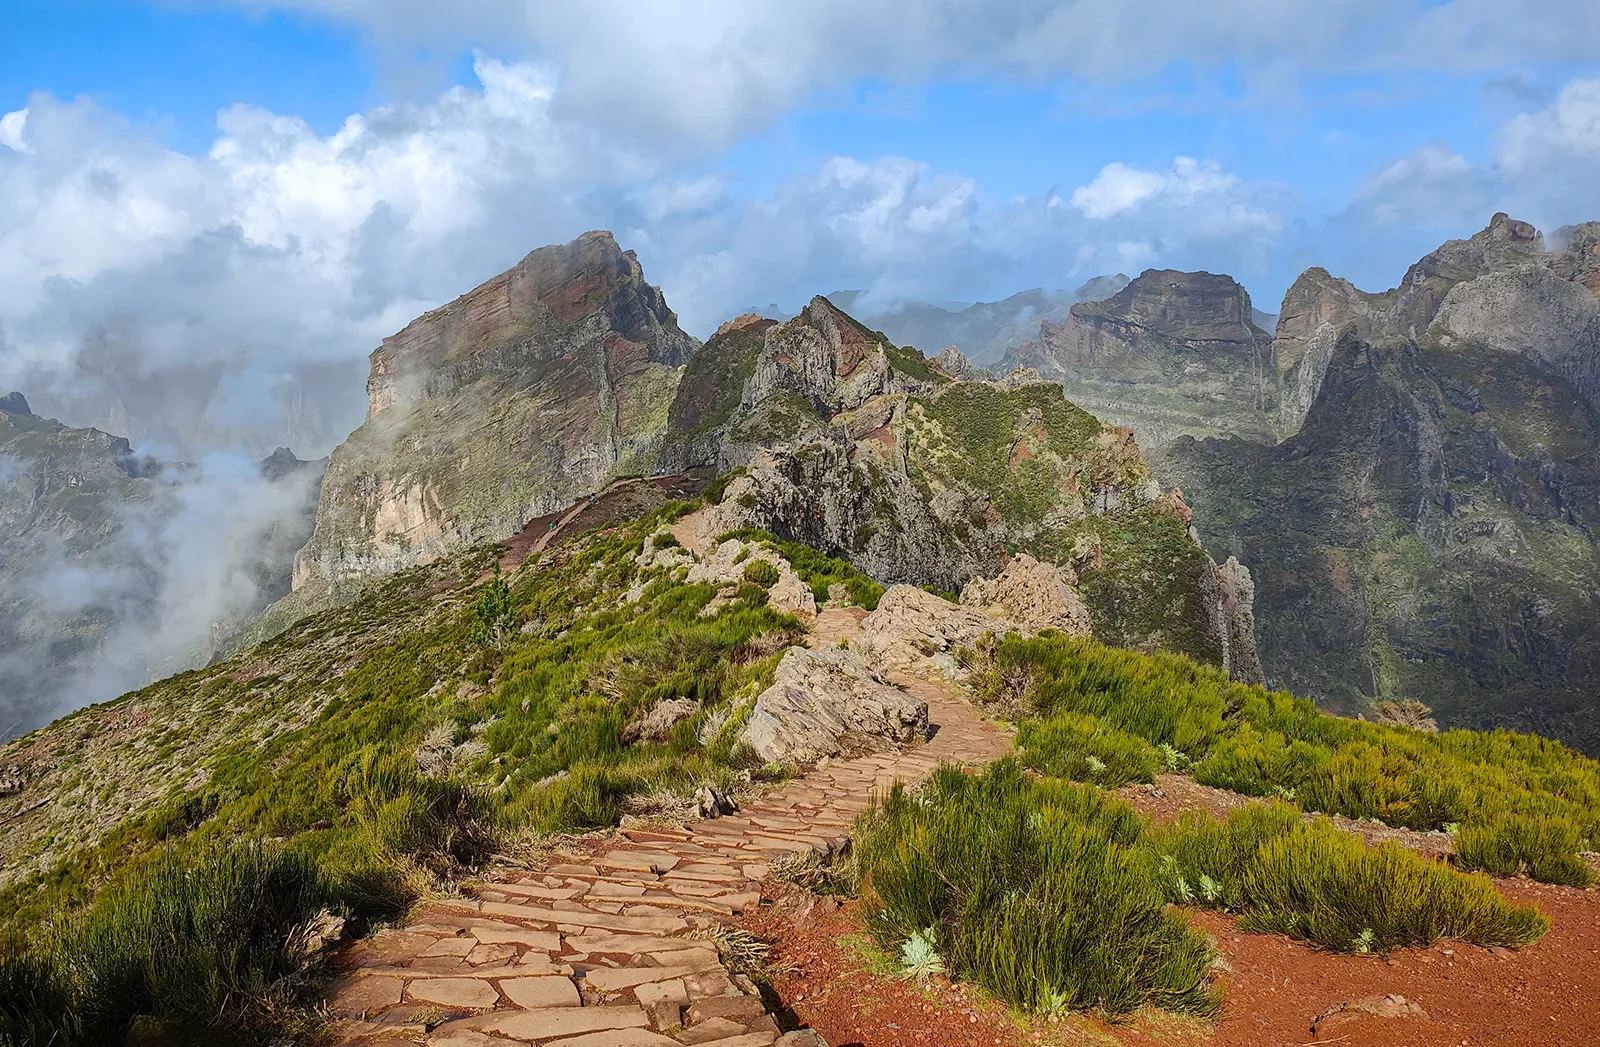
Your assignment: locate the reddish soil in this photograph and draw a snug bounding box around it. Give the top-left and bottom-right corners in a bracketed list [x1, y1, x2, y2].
[743, 870, 1600, 1047]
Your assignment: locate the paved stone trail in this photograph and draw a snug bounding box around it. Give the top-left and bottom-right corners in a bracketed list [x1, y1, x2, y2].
[325, 625, 1012, 1047]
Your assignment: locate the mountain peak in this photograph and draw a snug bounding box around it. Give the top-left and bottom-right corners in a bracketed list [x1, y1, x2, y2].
[0, 391, 31, 416]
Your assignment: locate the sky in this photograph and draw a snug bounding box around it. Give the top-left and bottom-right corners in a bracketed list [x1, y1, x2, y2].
[3, 0, 1600, 456]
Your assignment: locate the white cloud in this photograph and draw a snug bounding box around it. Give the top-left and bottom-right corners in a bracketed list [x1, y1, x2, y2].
[1348, 77, 1600, 239]
[225, 0, 1600, 150]
[0, 54, 650, 455]
[0, 109, 28, 153]
[1349, 144, 1496, 229]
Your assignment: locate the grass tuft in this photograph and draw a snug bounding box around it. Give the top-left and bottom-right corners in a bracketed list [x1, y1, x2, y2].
[853, 760, 1220, 1018]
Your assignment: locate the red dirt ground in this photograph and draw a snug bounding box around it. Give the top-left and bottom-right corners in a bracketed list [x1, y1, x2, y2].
[741, 871, 1600, 1047]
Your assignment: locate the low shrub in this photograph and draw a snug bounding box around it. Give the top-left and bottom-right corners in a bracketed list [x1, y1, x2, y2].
[1153, 804, 1549, 953]
[1455, 815, 1595, 887]
[717, 528, 885, 609]
[1018, 711, 1162, 787]
[742, 560, 780, 588]
[2, 842, 337, 1047]
[853, 760, 1219, 1018]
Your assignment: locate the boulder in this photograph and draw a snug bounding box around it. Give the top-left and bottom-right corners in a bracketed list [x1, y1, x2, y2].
[862, 585, 1008, 674]
[623, 698, 699, 745]
[1311, 994, 1427, 1037]
[739, 646, 928, 765]
[959, 554, 1091, 636]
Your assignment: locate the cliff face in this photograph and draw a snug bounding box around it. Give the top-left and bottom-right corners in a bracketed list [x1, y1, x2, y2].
[1002, 269, 1278, 447]
[667, 299, 1262, 679]
[290, 231, 698, 604]
[1161, 215, 1600, 750]
[1274, 213, 1562, 434]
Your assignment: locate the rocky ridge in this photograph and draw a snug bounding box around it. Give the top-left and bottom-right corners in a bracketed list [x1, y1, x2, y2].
[674, 298, 1259, 677]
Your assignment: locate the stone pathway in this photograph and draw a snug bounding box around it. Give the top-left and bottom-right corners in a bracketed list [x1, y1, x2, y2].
[325, 671, 1012, 1047]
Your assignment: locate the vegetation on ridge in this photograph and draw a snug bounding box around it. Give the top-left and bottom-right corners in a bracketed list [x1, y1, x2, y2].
[965, 631, 1600, 885]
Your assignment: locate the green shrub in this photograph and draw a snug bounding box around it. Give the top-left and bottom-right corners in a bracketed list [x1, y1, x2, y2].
[1000, 632, 1600, 884]
[0, 842, 338, 1047]
[1153, 804, 1549, 953]
[854, 761, 1218, 1018]
[1018, 712, 1162, 787]
[0, 938, 78, 1047]
[742, 560, 780, 588]
[1455, 815, 1595, 886]
[717, 529, 885, 609]
[470, 573, 516, 647]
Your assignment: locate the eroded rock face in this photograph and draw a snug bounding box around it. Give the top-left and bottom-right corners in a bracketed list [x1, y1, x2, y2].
[739, 645, 928, 765]
[959, 554, 1092, 636]
[862, 585, 1009, 674]
[1166, 213, 1600, 746]
[933, 346, 981, 380]
[1275, 212, 1566, 436]
[292, 231, 698, 604]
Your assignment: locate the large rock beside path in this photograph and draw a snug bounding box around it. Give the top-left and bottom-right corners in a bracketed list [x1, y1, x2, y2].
[739, 646, 927, 765]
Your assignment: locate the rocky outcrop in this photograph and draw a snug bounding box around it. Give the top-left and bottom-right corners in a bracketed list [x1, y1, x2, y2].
[1273, 268, 1392, 434]
[662, 297, 944, 472]
[684, 539, 817, 616]
[959, 554, 1092, 636]
[1002, 270, 1277, 447]
[678, 302, 1261, 677]
[862, 585, 1009, 674]
[933, 346, 981, 380]
[291, 231, 698, 605]
[739, 645, 928, 765]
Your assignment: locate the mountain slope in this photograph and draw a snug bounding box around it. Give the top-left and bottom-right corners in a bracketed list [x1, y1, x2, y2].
[664, 300, 1261, 677]
[1161, 215, 1600, 750]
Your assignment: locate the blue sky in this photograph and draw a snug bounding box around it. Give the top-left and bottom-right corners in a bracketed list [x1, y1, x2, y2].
[2, 0, 1600, 451]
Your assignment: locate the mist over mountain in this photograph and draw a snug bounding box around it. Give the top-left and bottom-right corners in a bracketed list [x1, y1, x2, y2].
[0, 395, 324, 739]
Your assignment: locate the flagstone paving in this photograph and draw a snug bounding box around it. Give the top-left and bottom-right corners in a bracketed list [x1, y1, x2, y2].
[325, 663, 1012, 1047]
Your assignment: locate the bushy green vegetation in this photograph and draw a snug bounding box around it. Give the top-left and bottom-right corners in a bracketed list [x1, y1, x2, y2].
[718, 528, 885, 609]
[2, 842, 342, 1047]
[977, 632, 1600, 884]
[1454, 814, 1595, 886]
[854, 761, 1219, 1018]
[743, 559, 780, 587]
[1153, 804, 1548, 952]
[911, 383, 1101, 528]
[1018, 711, 1161, 787]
